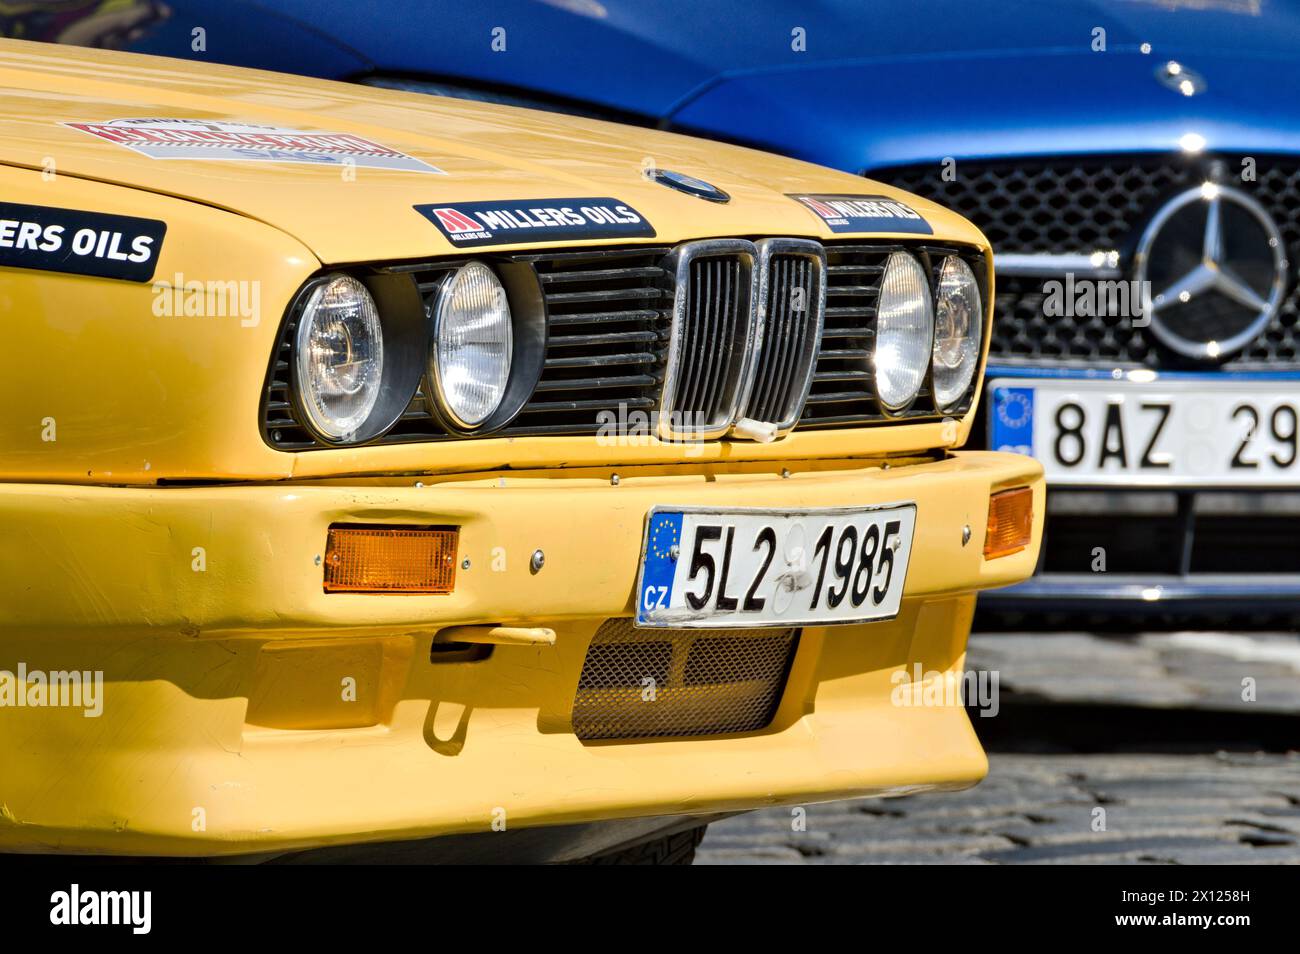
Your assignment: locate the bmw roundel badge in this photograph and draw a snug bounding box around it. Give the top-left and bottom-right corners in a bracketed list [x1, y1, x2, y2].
[650, 168, 731, 203]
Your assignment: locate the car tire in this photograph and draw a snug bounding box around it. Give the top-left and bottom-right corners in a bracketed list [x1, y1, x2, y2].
[575, 824, 708, 865]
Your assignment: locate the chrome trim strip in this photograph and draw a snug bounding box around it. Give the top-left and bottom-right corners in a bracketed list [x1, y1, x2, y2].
[996, 252, 1122, 279]
[734, 238, 828, 439]
[657, 238, 759, 442]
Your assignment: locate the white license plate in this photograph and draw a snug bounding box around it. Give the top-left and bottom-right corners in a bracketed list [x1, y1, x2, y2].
[635, 504, 916, 629]
[989, 376, 1300, 486]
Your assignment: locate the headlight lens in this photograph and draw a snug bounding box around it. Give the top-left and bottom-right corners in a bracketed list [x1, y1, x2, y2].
[873, 252, 934, 411]
[431, 261, 512, 429]
[932, 256, 982, 411]
[295, 274, 384, 440]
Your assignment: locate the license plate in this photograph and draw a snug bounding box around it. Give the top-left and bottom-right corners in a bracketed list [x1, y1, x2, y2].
[635, 504, 916, 628]
[989, 376, 1300, 486]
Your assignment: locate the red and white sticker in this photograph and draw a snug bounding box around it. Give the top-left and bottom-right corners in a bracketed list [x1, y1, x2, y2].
[62, 118, 444, 174]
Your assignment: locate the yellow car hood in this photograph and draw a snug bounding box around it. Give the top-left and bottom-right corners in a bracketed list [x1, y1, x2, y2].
[0, 39, 984, 265]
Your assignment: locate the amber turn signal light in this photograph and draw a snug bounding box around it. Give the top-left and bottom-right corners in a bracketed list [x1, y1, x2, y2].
[322, 525, 459, 593]
[983, 487, 1034, 560]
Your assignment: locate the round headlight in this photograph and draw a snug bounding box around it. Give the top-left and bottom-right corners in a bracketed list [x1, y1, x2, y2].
[932, 256, 982, 411]
[430, 261, 512, 429]
[294, 274, 384, 440]
[873, 252, 934, 411]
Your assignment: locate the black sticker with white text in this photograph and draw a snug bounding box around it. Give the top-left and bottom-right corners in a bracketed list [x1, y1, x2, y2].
[789, 193, 933, 235]
[0, 201, 166, 282]
[414, 197, 654, 248]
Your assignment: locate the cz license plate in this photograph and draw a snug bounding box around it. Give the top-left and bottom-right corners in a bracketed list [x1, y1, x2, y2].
[989, 376, 1300, 486]
[635, 504, 916, 628]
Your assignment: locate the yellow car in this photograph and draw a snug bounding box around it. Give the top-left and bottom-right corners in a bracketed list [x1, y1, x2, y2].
[0, 38, 1042, 863]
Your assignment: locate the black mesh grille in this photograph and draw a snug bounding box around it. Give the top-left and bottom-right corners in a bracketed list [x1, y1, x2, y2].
[571, 618, 797, 741]
[875, 153, 1300, 369]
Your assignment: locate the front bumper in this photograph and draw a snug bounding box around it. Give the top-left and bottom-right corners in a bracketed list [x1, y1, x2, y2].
[972, 368, 1300, 613]
[980, 484, 1300, 614]
[0, 450, 1041, 857]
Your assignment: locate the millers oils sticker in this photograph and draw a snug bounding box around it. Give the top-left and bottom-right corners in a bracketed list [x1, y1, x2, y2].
[789, 193, 933, 235]
[63, 118, 444, 174]
[0, 201, 166, 282]
[414, 198, 654, 248]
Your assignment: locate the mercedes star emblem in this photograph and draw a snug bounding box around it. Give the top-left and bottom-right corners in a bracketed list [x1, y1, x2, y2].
[1134, 183, 1287, 360]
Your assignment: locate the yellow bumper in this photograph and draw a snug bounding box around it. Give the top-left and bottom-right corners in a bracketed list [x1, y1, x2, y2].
[0, 451, 1042, 856]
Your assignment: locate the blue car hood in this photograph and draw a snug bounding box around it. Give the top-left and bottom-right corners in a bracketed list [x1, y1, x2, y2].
[118, 0, 1300, 130]
[670, 47, 1300, 172]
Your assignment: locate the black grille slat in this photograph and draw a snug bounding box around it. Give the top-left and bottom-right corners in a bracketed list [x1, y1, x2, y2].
[828, 264, 884, 276]
[818, 348, 870, 359]
[544, 287, 661, 305]
[813, 370, 872, 384]
[540, 265, 663, 284]
[533, 374, 659, 392]
[546, 330, 660, 349]
[820, 326, 876, 339]
[517, 396, 656, 413]
[543, 351, 657, 369]
[547, 309, 660, 326]
[804, 390, 870, 404]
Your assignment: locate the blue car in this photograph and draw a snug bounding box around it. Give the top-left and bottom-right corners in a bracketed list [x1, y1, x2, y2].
[32, 0, 1300, 617]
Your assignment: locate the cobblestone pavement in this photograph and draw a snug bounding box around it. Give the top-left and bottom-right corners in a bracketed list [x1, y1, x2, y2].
[698, 752, 1300, 864]
[699, 631, 1300, 864]
[968, 631, 1300, 712]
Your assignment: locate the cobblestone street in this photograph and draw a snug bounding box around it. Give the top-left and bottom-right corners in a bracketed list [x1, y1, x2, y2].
[699, 752, 1300, 865]
[700, 631, 1300, 864]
